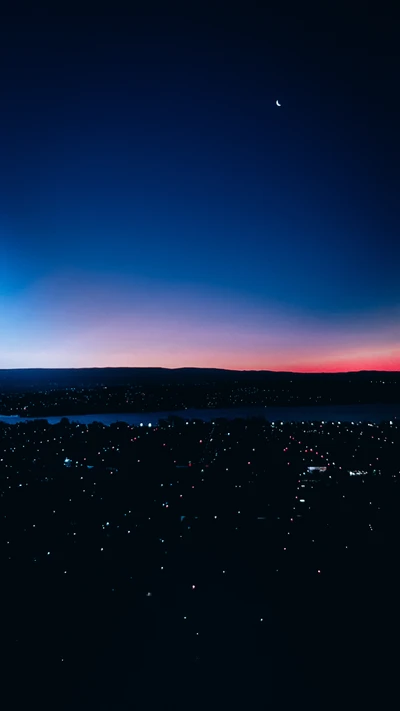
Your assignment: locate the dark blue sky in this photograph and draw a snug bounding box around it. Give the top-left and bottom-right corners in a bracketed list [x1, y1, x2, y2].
[1, 2, 399, 370]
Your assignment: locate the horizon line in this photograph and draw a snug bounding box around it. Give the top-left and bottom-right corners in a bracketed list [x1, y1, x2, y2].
[0, 366, 399, 375]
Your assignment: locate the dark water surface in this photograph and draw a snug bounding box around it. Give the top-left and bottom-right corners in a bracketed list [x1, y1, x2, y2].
[1, 403, 400, 426]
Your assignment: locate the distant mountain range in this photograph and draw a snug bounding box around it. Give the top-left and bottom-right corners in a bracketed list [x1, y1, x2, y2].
[0, 367, 398, 392]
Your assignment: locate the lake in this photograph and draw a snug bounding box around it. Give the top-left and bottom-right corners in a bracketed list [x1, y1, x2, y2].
[0, 403, 399, 426]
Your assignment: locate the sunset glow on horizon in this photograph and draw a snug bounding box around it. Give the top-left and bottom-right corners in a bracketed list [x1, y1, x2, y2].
[1, 268, 399, 372]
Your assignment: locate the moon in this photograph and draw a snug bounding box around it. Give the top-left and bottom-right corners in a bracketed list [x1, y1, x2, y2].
[276, 100, 281, 107]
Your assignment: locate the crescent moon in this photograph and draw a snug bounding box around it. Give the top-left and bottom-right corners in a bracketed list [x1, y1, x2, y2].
[276, 100, 281, 107]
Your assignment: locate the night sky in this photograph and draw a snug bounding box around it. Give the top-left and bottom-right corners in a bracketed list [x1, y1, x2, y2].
[1, 2, 399, 371]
